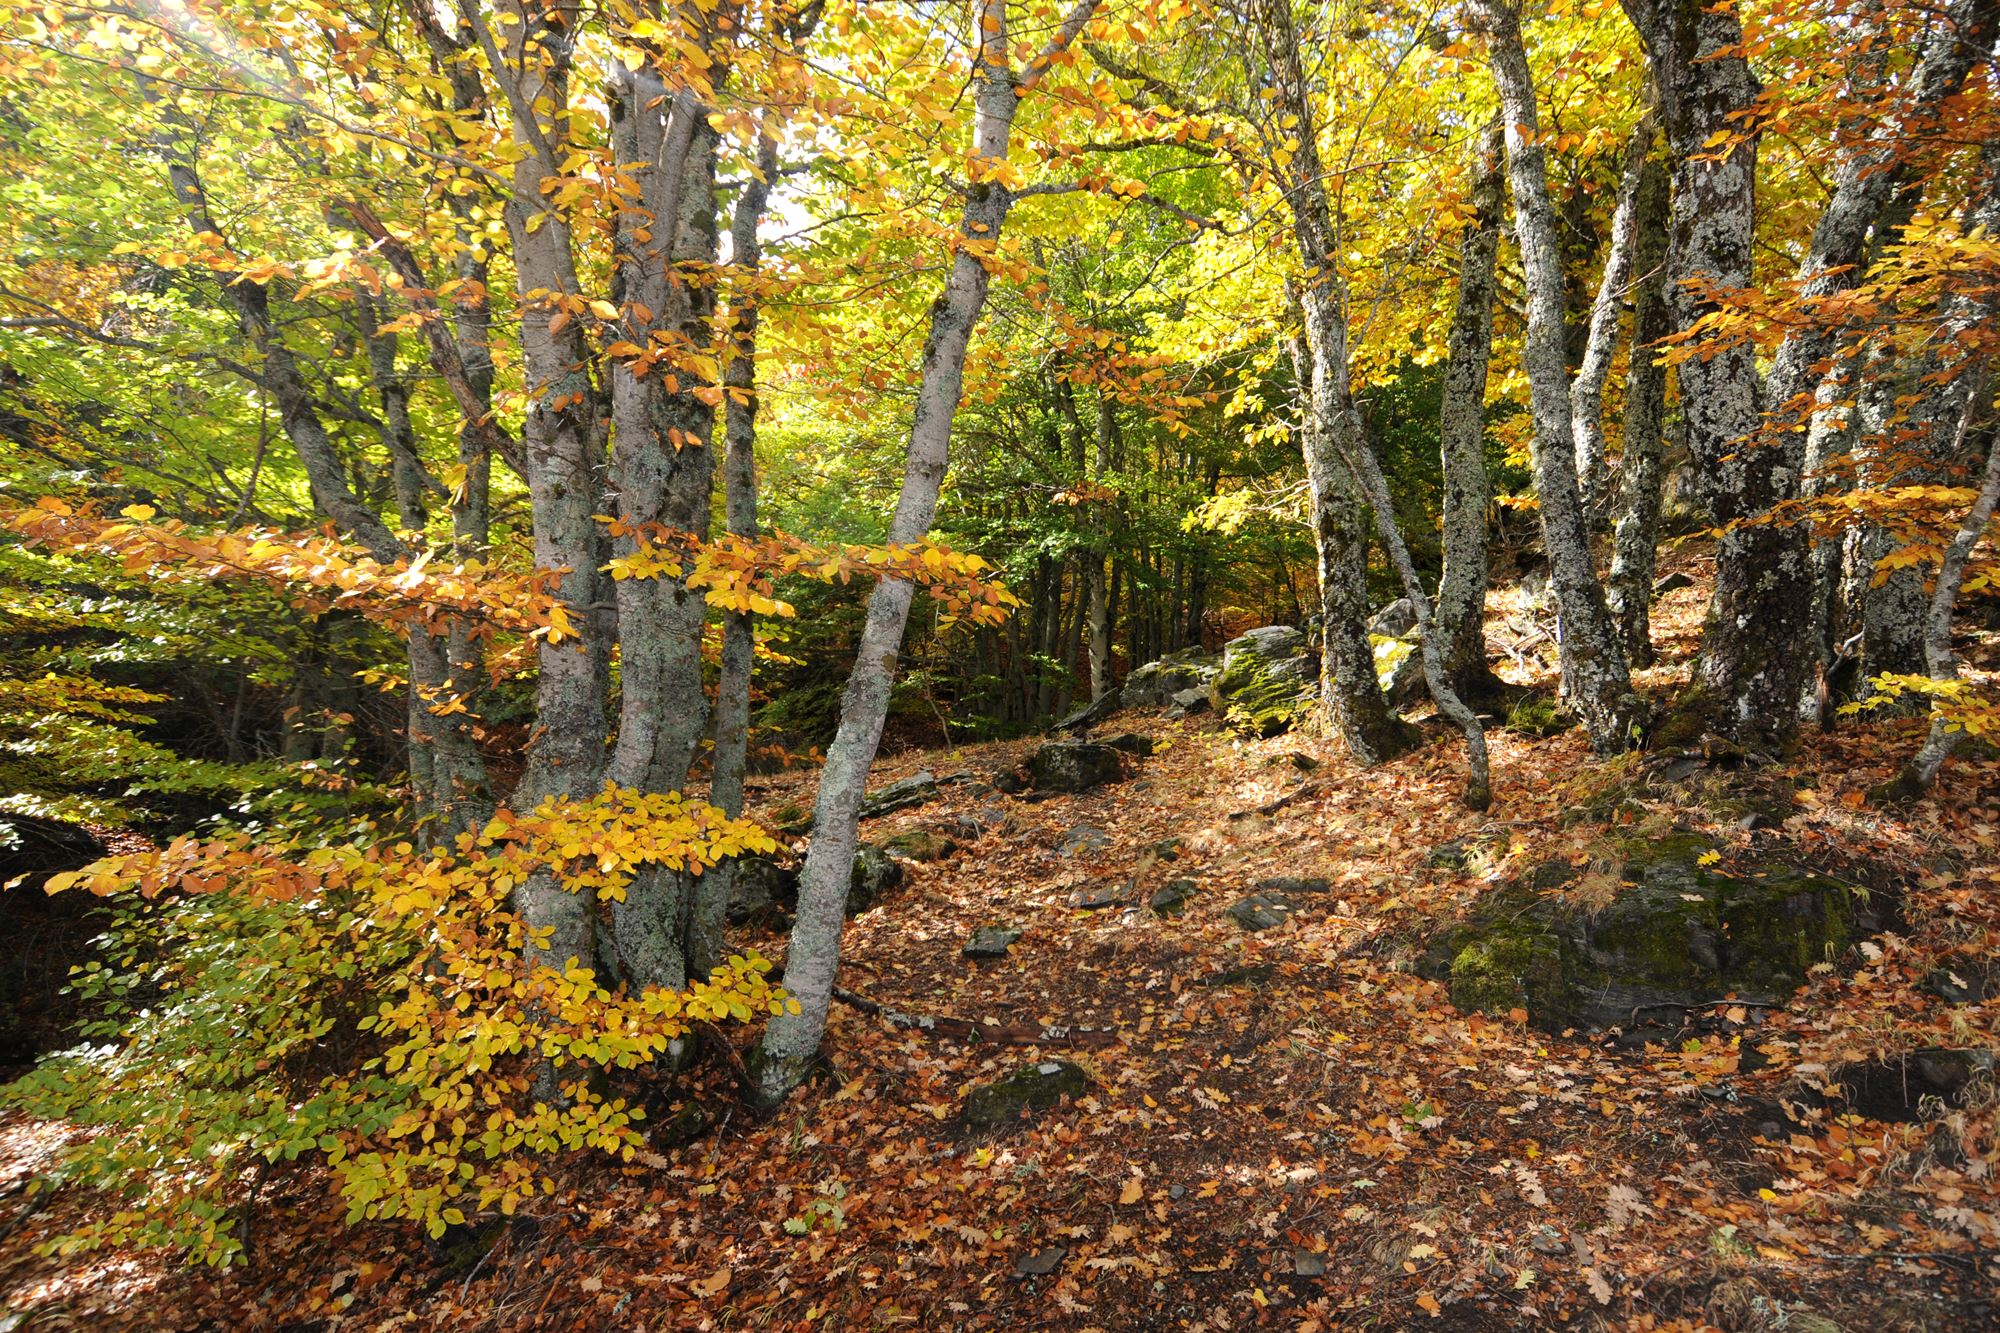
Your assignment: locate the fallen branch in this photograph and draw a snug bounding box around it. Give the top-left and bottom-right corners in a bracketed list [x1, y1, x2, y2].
[832, 987, 1120, 1048]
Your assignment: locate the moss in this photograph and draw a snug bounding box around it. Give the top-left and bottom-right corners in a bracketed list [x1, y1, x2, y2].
[1215, 650, 1314, 738]
[1449, 932, 1567, 1022]
[963, 1060, 1091, 1128]
[1505, 694, 1573, 737]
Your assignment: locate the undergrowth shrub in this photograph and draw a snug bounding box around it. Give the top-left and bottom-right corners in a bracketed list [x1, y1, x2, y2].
[2, 784, 791, 1265]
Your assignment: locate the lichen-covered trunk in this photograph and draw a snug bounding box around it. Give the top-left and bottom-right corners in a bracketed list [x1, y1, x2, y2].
[604, 63, 724, 992]
[1571, 116, 1653, 530]
[702, 112, 785, 981]
[1436, 124, 1505, 705]
[1607, 150, 1671, 667]
[750, 0, 1104, 1108]
[1481, 0, 1640, 753]
[1261, 0, 1414, 764]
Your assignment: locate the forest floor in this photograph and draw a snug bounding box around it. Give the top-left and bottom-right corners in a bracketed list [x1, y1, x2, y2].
[3, 567, 1999, 1332]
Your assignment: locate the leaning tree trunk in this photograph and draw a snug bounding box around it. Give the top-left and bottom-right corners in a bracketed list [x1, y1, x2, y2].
[1606, 146, 1671, 667]
[1435, 122, 1507, 707]
[1479, 0, 1641, 753]
[605, 57, 724, 993]
[749, 0, 1104, 1109]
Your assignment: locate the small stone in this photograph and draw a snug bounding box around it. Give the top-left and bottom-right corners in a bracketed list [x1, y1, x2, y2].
[1067, 883, 1123, 910]
[884, 829, 958, 861]
[1150, 837, 1185, 862]
[1057, 824, 1113, 857]
[992, 769, 1027, 794]
[1014, 1246, 1067, 1277]
[1256, 875, 1330, 895]
[1652, 570, 1695, 596]
[1103, 731, 1155, 756]
[1194, 963, 1276, 988]
[1292, 1250, 1327, 1278]
[848, 846, 904, 915]
[1167, 1184, 1187, 1200]
[964, 925, 1023, 959]
[1529, 1227, 1567, 1255]
[1150, 878, 1197, 917]
[1225, 891, 1299, 931]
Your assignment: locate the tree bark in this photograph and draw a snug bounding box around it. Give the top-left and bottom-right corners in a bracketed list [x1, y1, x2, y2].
[1607, 146, 1671, 667]
[749, 0, 1104, 1109]
[1571, 116, 1654, 528]
[1435, 123, 1506, 706]
[1258, 0, 1417, 764]
[1479, 0, 1642, 753]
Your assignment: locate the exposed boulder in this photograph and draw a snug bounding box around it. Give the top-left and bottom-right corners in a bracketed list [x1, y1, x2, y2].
[848, 846, 905, 914]
[1421, 835, 1883, 1030]
[725, 855, 799, 924]
[1119, 646, 1222, 709]
[1028, 740, 1124, 793]
[1051, 690, 1121, 734]
[1225, 890, 1300, 931]
[1103, 731, 1155, 756]
[860, 770, 939, 819]
[1066, 882, 1124, 910]
[963, 1060, 1091, 1127]
[1211, 626, 1318, 738]
[1257, 875, 1330, 895]
[1165, 686, 1211, 719]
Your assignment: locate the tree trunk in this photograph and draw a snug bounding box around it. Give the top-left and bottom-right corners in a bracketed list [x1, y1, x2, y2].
[1571, 116, 1654, 528]
[1435, 123, 1506, 706]
[1258, 0, 1416, 764]
[1607, 146, 1671, 667]
[1480, 0, 1641, 753]
[750, 0, 1103, 1109]
[604, 54, 724, 993]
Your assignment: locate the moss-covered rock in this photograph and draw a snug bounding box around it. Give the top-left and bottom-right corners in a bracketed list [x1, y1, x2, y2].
[1119, 646, 1223, 709]
[1420, 836, 1871, 1029]
[963, 1060, 1091, 1127]
[1212, 626, 1317, 738]
[1028, 740, 1124, 793]
[1504, 694, 1574, 737]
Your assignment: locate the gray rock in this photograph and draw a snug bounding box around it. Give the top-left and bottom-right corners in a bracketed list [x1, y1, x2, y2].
[968, 804, 1016, 836]
[725, 855, 799, 923]
[964, 925, 1024, 959]
[1257, 875, 1330, 895]
[1292, 1250, 1327, 1278]
[1164, 685, 1212, 718]
[1119, 646, 1222, 709]
[1103, 731, 1155, 756]
[860, 770, 939, 819]
[848, 846, 905, 914]
[965, 1060, 1090, 1127]
[1028, 740, 1124, 793]
[1652, 570, 1695, 596]
[1369, 597, 1418, 637]
[1225, 891, 1299, 931]
[1014, 1246, 1067, 1277]
[1057, 824, 1112, 857]
[1051, 691, 1120, 734]
[1150, 878, 1198, 917]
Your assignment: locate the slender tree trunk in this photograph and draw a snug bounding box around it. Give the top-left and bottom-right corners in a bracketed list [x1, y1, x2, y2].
[1480, 0, 1641, 753]
[1436, 123, 1506, 705]
[1571, 116, 1654, 528]
[1087, 394, 1116, 699]
[750, 0, 1103, 1109]
[1607, 147, 1671, 667]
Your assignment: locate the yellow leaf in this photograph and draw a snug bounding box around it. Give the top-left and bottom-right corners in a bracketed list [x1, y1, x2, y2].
[1119, 1177, 1142, 1205]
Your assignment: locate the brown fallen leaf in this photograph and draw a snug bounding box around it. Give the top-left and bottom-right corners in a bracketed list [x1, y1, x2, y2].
[691, 1267, 732, 1298]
